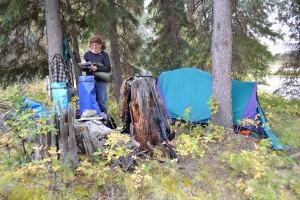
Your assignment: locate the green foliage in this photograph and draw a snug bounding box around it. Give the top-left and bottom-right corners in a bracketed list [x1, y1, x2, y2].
[174, 123, 225, 159]
[278, 122, 300, 148]
[106, 90, 121, 126]
[1, 90, 57, 159]
[237, 114, 262, 129]
[16, 147, 61, 180]
[183, 106, 192, 121]
[76, 159, 112, 186]
[258, 91, 300, 115]
[70, 95, 79, 111]
[23, 80, 49, 104]
[6, 104, 56, 137]
[143, 0, 278, 80]
[0, 0, 48, 87]
[99, 133, 133, 161]
[208, 96, 219, 115]
[175, 133, 206, 159]
[232, 35, 274, 81]
[258, 90, 300, 148]
[145, 0, 195, 75]
[0, 147, 71, 200]
[0, 81, 50, 107]
[223, 139, 274, 178]
[240, 153, 300, 199]
[275, 0, 300, 98]
[0, 82, 299, 199]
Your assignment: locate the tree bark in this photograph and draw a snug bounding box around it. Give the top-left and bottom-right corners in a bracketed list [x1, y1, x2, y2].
[109, 0, 123, 103]
[45, 0, 63, 82]
[65, 0, 82, 87]
[67, 105, 79, 170]
[121, 77, 166, 150]
[58, 105, 79, 168]
[59, 107, 69, 166]
[211, 0, 233, 128]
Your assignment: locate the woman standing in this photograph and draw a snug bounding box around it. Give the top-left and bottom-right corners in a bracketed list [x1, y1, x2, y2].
[83, 35, 111, 114]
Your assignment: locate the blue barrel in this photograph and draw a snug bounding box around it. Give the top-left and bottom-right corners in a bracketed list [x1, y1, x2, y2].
[78, 76, 101, 115]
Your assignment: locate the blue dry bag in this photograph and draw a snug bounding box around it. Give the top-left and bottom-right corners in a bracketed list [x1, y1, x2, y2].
[51, 82, 69, 114]
[78, 76, 101, 115]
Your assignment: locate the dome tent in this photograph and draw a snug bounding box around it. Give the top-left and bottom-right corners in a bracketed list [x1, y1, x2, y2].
[157, 68, 287, 150]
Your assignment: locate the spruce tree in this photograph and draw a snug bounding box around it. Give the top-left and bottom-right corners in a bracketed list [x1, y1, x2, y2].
[275, 0, 300, 98]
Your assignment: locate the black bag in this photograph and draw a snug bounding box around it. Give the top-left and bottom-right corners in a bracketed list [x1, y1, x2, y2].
[94, 71, 112, 82]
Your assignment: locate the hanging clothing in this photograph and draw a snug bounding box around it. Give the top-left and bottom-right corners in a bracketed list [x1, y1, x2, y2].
[50, 54, 72, 87]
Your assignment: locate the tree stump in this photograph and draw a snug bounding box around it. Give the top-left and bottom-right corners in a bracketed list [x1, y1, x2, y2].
[74, 119, 141, 171]
[120, 76, 171, 150]
[74, 120, 118, 157]
[46, 104, 142, 171]
[56, 105, 79, 169]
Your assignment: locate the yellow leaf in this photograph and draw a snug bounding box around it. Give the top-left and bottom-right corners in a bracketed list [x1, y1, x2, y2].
[244, 187, 253, 196]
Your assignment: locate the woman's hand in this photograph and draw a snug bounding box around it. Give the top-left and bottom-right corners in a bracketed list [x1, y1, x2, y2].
[90, 65, 97, 71]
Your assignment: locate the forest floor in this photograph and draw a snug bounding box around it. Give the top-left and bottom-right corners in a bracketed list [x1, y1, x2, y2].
[0, 82, 299, 200]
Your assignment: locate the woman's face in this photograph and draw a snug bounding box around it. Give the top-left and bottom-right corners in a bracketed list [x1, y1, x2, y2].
[91, 42, 102, 53]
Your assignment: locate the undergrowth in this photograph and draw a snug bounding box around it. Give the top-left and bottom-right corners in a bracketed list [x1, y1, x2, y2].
[258, 90, 300, 148]
[0, 81, 299, 199]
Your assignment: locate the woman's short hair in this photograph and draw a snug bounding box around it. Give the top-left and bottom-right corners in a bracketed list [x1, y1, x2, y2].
[90, 35, 106, 50]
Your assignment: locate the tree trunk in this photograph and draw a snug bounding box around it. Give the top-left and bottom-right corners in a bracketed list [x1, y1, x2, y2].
[65, 0, 82, 87]
[45, 0, 63, 82]
[211, 0, 233, 128]
[109, 0, 123, 103]
[69, 38, 82, 88]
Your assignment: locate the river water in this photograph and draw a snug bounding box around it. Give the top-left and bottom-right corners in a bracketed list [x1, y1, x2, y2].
[257, 77, 285, 93]
[257, 77, 299, 99]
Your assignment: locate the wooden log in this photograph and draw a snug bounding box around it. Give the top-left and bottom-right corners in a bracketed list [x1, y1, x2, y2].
[74, 120, 117, 157]
[49, 107, 58, 148]
[59, 106, 69, 166]
[55, 104, 79, 168]
[80, 126, 96, 157]
[32, 134, 42, 161]
[32, 124, 50, 160]
[74, 119, 141, 171]
[40, 133, 49, 159]
[67, 105, 79, 170]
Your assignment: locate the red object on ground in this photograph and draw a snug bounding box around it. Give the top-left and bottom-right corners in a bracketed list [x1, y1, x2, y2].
[240, 130, 251, 135]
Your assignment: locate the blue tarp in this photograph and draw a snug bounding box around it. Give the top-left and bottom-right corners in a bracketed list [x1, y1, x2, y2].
[22, 98, 50, 117]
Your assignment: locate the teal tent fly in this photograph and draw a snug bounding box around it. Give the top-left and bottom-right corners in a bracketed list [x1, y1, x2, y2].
[157, 68, 288, 150]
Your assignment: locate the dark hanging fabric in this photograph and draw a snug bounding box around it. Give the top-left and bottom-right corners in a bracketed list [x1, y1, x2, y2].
[62, 36, 71, 71]
[50, 53, 72, 87]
